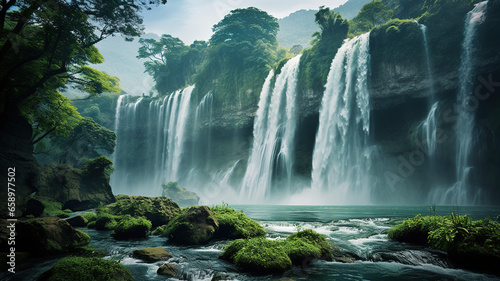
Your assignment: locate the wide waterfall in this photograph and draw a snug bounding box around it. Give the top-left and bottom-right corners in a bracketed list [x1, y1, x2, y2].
[310, 33, 374, 204]
[240, 55, 301, 202]
[111, 86, 194, 196]
[429, 1, 489, 205]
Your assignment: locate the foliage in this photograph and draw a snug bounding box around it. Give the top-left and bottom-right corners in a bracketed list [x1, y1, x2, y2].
[36, 118, 116, 168]
[212, 205, 265, 239]
[137, 35, 206, 94]
[0, 0, 166, 144]
[350, 1, 394, 34]
[388, 214, 500, 269]
[298, 7, 349, 92]
[194, 7, 285, 109]
[82, 156, 114, 178]
[111, 215, 152, 240]
[86, 212, 121, 230]
[38, 256, 134, 281]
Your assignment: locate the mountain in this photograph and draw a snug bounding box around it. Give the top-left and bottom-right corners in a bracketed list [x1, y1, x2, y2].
[277, 0, 371, 48]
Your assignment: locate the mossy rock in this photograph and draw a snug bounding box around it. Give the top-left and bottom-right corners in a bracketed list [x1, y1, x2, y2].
[212, 205, 265, 240]
[163, 206, 218, 245]
[388, 214, 500, 273]
[161, 181, 200, 207]
[13, 217, 90, 257]
[281, 229, 333, 264]
[132, 247, 172, 262]
[86, 213, 120, 230]
[65, 215, 88, 227]
[220, 230, 337, 273]
[157, 263, 177, 276]
[221, 238, 292, 274]
[111, 215, 152, 240]
[101, 195, 180, 227]
[38, 257, 134, 281]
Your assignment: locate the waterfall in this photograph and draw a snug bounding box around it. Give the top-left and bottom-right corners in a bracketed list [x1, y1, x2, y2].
[240, 55, 301, 202]
[429, 1, 488, 205]
[310, 33, 372, 204]
[418, 23, 436, 98]
[111, 86, 194, 196]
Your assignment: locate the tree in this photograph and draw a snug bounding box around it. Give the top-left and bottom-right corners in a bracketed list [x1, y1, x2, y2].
[195, 7, 284, 108]
[0, 0, 167, 142]
[137, 35, 206, 94]
[350, 0, 393, 33]
[299, 7, 349, 92]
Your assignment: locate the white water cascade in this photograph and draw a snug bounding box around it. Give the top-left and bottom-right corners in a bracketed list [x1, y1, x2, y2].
[240, 55, 301, 202]
[310, 33, 373, 204]
[429, 1, 488, 205]
[111, 86, 194, 196]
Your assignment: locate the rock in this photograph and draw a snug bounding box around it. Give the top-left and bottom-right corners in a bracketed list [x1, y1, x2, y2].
[36, 163, 116, 212]
[133, 247, 172, 262]
[102, 195, 180, 227]
[157, 263, 177, 276]
[65, 215, 88, 227]
[211, 272, 232, 281]
[6, 217, 90, 256]
[23, 198, 45, 217]
[38, 256, 134, 281]
[220, 238, 292, 274]
[161, 181, 200, 207]
[164, 206, 218, 245]
[111, 216, 152, 240]
[211, 206, 265, 240]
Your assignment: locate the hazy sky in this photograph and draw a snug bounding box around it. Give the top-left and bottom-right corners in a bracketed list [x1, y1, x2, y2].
[142, 0, 349, 44]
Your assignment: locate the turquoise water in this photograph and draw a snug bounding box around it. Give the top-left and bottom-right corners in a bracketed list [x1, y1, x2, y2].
[3, 206, 500, 280]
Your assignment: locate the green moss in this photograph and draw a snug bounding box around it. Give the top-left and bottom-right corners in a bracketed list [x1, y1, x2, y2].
[233, 238, 292, 274]
[220, 229, 334, 273]
[111, 215, 152, 240]
[86, 213, 122, 230]
[281, 229, 333, 264]
[38, 257, 134, 281]
[152, 225, 169, 236]
[74, 229, 91, 247]
[388, 214, 500, 271]
[41, 200, 68, 217]
[212, 205, 265, 239]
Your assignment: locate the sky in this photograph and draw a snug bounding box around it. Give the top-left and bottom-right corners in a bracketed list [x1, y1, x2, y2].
[141, 0, 349, 44]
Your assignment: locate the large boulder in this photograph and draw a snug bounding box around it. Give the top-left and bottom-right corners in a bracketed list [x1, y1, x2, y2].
[36, 163, 116, 212]
[161, 181, 200, 207]
[111, 216, 152, 240]
[0, 217, 90, 257]
[102, 195, 181, 227]
[133, 247, 172, 262]
[163, 206, 218, 245]
[157, 263, 177, 276]
[65, 215, 88, 227]
[38, 256, 134, 281]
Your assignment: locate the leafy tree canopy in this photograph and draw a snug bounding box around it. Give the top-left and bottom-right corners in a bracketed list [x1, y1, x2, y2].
[0, 0, 166, 143]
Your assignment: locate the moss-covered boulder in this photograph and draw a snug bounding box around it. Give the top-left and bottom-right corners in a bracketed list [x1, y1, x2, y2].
[281, 229, 334, 264]
[220, 238, 292, 274]
[163, 206, 218, 245]
[133, 247, 172, 262]
[111, 216, 152, 240]
[162, 181, 200, 207]
[220, 230, 336, 274]
[4, 217, 90, 257]
[212, 205, 265, 239]
[85, 212, 120, 230]
[101, 195, 180, 227]
[388, 214, 500, 273]
[65, 215, 88, 227]
[157, 263, 177, 276]
[38, 256, 134, 281]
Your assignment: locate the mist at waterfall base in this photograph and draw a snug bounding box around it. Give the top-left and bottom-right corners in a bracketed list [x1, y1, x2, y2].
[110, 1, 495, 206]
